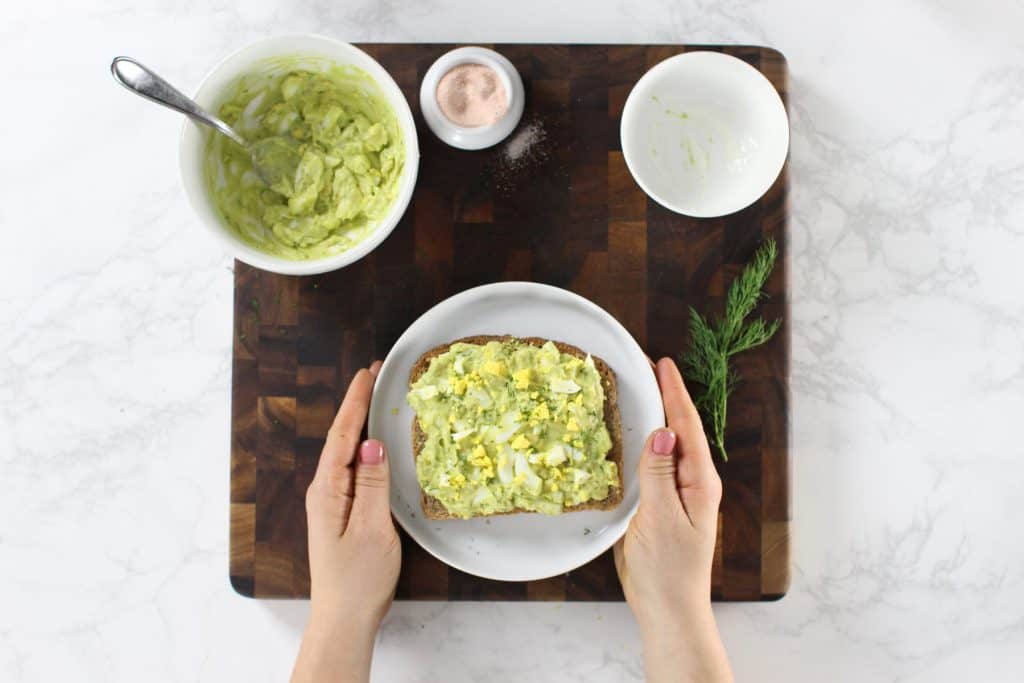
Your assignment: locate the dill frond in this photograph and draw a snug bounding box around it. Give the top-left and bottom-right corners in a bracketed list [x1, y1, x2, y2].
[681, 238, 781, 461]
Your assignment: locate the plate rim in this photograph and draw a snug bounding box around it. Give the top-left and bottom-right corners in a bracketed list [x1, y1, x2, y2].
[368, 281, 662, 582]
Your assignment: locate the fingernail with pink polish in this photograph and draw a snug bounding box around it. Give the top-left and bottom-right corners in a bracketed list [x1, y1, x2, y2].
[651, 429, 676, 456]
[359, 439, 384, 465]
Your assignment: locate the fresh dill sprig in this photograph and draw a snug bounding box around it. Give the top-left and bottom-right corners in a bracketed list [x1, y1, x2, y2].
[681, 238, 781, 461]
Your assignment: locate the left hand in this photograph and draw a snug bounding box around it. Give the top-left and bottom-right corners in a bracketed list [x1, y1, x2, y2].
[293, 361, 401, 683]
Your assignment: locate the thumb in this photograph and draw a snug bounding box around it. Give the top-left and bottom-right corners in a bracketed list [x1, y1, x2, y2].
[348, 439, 392, 530]
[637, 428, 681, 516]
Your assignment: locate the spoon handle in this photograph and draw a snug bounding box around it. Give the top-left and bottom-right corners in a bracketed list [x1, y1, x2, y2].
[110, 56, 247, 148]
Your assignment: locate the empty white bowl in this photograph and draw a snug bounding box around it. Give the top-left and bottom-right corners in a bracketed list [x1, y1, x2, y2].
[620, 51, 789, 218]
[179, 34, 419, 275]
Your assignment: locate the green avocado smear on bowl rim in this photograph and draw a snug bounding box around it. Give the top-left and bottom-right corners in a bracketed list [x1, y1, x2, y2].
[204, 57, 405, 260]
[407, 340, 618, 519]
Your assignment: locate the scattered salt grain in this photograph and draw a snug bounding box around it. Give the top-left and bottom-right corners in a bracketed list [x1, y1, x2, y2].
[502, 120, 545, 165]
[489, 119, 551, 195]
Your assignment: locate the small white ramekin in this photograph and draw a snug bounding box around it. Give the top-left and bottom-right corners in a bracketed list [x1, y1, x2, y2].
[419, 47, 524, 150]
[179, 34, 420, 276]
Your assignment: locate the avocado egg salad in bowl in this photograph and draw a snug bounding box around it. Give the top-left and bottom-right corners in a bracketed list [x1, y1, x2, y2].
[407, 336, 623, 520]
[180, 35, 418, 275]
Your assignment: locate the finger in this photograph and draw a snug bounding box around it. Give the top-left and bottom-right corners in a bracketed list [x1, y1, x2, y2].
[348, 439, 392, 531]
[313, 367, 378, 497]
[636, 427, 682, 518]
[655, 357, 722, 530]
[656, 357, 706, 452]
[306, 479, 354, 552]
[307, 366, 379, 543]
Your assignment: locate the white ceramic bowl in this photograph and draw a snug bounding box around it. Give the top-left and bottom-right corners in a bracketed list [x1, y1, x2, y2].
[179, 35, 419, 275]
[620, 51, 789, 218]
[419, 46, 525, 150]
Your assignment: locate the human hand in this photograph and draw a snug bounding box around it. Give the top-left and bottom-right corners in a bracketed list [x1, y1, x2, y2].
[614, 357, 732, 683]
[292, 361, 401, 683]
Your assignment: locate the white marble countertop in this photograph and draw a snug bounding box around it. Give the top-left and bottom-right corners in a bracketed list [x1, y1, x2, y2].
[2, 0, 1023, 680]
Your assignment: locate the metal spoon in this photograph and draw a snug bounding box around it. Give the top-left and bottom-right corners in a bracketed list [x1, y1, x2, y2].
[110, 56, 299, 190]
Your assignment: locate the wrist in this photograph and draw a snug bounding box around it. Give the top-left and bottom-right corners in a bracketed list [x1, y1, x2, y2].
[306, 608, 378, 650]
[635, 592, 714, 637]
[638, 605, 732, 683]
[294, 615, 377, 683]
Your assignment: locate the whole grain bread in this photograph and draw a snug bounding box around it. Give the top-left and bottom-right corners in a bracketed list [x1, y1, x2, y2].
[408, 335, 623, 520]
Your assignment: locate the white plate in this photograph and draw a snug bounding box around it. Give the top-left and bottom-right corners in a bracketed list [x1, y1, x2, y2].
[368, 282, 664, 582]
[620, 51, 789, 218]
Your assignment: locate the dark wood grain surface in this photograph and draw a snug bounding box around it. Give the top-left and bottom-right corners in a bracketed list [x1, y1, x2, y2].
[229, 44, 789, 601]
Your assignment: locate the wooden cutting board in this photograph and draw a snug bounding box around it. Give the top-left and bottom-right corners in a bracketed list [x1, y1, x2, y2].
[229, 43, 790, 601]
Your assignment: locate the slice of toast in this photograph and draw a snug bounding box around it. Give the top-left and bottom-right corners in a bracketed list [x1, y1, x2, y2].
[409, 335, 623, 520]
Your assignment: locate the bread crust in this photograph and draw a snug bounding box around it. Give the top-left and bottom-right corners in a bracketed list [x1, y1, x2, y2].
[408, 335, 623, 520]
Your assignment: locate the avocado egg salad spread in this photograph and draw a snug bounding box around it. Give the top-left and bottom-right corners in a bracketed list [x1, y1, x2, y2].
[205, 59, 405, 260]
[407, 340, 618, 519]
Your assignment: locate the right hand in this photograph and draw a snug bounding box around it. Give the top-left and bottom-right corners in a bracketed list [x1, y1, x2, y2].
[614, 357, 732, 682]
